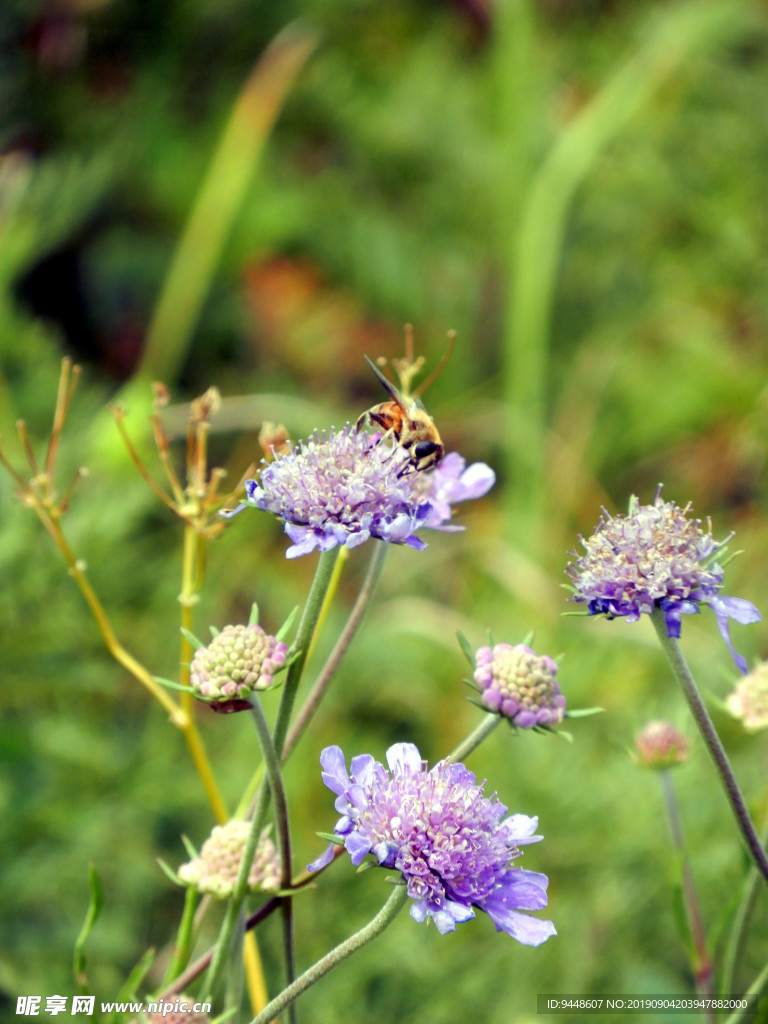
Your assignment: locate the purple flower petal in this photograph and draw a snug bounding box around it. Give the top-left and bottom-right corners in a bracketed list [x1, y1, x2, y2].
[708, 597, 762, 674]
[316, 742, 554, 945]
[307, 844, 336, 872]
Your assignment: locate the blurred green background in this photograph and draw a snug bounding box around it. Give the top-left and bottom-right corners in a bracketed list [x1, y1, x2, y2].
[2, 0, 768, 1021]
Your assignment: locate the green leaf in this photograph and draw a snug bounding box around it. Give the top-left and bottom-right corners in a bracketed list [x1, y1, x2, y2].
[111, 947, 156, 1016]
[277, 606, 301, 644]
[181, 834, 199, 859]
[181, 627, 206, 650]
[153, 675, 192, 693]
[455, 630, 476, 667]
[157, 858, 184, 887]
[73, 864, 102, 994]
[249, 602, 260, 626]
[315, 831, 342, 844]
[565, 706, 605, 718]
[356, 858, 378, 873]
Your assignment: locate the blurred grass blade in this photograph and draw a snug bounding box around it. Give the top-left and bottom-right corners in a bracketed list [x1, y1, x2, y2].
[502, 0, 751, 526]
[73, 863, 102, 994]
[139, 23, 318, 384]
[108, 947, 157, 1023]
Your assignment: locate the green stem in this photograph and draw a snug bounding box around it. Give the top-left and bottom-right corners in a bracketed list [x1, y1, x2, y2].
[446, 714, 502, 765]
[249, 697, 297, 1020]
[723, 961, 768, 1024]
[651, 610, 768, 886]
[247, 884, 410, 1024]
[283, 543, 389, 762]
[721, 817, 768, 995]
[273, 548, 340, 758]
[163, 886, 199, 987]
[202, 795, 271, 1003]
[659, 770, 714, 1013]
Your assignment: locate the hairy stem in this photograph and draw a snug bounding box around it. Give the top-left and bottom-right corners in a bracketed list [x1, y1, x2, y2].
[446, 714, 502, 764]
[651, 610, 768, 886]
[248, 884, 410, 1024]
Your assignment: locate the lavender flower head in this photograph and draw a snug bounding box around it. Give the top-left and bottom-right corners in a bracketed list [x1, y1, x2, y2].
[222, 425, 495, 557]
[227, 426, 432, 558]
[566, 488, 760, 673]
[474, 643, 566, 728]
[309, 742, 555, 946]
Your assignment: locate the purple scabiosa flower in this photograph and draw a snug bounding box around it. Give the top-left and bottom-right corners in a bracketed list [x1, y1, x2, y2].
[178, 820, 280, 898]
[415, 451, 496, 530]
[566, 488, 761, 673]
[309, 742, 555, 946]
[634, 721, 690, 769]
[189, 624, 288, 708]
[726, 661, 768, 733]
[474, 643, 566, 728]
[226, 426, 432, 558]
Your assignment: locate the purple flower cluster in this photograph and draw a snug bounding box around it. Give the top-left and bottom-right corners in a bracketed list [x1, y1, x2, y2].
[474, 643, 566, 728]
[566, 489, 760, 672]
[223, 425, 495, 558]
[310, 743, 555, 946]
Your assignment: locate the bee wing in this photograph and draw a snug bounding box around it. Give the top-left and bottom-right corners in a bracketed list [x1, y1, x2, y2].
[363, 355, 409, 412]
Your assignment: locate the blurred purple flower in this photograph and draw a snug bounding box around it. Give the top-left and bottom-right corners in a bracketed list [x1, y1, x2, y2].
[309, 742, 555, 946]
[566, 487, 760, 673]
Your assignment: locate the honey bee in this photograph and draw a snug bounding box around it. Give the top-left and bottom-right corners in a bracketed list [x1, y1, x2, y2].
[356, 332, 453, 474]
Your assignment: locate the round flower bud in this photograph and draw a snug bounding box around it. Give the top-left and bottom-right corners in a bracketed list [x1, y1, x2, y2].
[474, 643, 566, 728]
[726, 661, 768, 732]
[189, 623, 288, 703]
[634, 721, 690, 769]
[178, 820, 280, 899]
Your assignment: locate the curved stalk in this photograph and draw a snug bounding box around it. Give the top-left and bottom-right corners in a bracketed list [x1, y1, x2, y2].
[446, 714, 502, 765]
[248, 884, 410, 1024]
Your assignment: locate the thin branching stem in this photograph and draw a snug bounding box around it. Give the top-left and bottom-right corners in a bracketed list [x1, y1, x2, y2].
[659, 769, 713, 1014]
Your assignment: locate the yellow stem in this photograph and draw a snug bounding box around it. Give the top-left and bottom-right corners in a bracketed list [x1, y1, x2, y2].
[305, 545, 348, 665]
[39, 507, 186, 725]
[178, 525, 227, 820]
